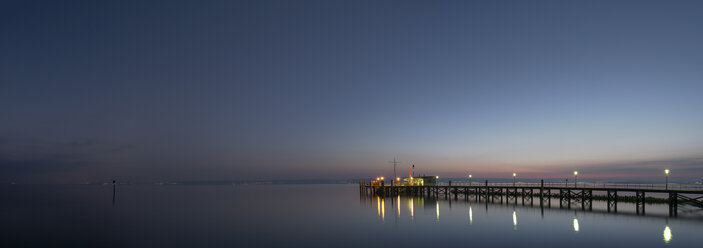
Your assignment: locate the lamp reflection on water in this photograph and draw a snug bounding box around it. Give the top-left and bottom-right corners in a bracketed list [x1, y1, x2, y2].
[381, 198, 385, 221]
[663, 225, 672, 244]
[376, 196, 380, 217]
[409, 198, 414, 219]
[573, 218, 579, 232]
[469, 205, 473, 224]
[436, 201, 440, 221]
[512, 211, 517, 230]
[397, 195, 400, 217]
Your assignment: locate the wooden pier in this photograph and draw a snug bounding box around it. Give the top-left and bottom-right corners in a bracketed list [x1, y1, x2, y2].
[360, 180, 703, 217]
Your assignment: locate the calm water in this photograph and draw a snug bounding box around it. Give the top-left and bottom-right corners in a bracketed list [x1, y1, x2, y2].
[1, 184, 700, 247]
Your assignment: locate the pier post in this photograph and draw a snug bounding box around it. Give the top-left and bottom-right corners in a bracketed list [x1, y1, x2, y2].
[607, 190, 618, 212]
[668, 192, 678, 217]
[636, 191, 645, 215]
[500, 188, 504, 204]
[540, 179, 544, 200]
[614, 190, 618, 212]
[559, 189, 564, 208]
[485, 180, 489, 202]
[588, 190, 593, 210]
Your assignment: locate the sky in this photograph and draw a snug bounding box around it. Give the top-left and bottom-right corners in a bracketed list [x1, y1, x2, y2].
[2, 0, 703, 183]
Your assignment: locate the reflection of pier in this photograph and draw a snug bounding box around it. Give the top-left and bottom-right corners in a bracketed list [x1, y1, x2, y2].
[362, 193, 680, 245]
[360, 180, 703, 217]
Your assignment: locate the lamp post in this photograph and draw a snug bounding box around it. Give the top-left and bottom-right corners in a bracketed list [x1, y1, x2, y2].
[513, 173, 517, 187]
[574, 171, 578, 188]
[469, 174, 472, 186]
[665, 169, 670, 190]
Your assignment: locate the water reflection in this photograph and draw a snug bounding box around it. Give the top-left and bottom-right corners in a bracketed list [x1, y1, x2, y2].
[376, 196, 380, 217]
[436, 201, 439, 222]
[375, 196, 386, 222]
[409, 198, 414, 219]
[397, 195, 400, 217]
[362, 192, 700, 247]
[469, 205, 473, 224]
[381, 198, 385, 221]
[663, 225, 672, 243]
[5, 183, 701, 247]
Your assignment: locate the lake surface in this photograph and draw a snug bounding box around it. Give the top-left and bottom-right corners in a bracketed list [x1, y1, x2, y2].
[1, 184, 700, 247]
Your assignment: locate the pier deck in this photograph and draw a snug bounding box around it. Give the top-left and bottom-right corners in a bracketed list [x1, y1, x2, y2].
[360, 180, 703, 216]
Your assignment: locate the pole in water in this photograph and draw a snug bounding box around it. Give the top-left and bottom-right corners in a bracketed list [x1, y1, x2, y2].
[112, 180, 116, 207]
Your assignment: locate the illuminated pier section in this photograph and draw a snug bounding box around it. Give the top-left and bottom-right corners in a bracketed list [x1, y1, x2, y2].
[359, 176, 703, 217]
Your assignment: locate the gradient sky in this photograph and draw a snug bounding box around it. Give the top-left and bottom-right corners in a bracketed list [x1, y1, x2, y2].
[2, 0, 703, 183]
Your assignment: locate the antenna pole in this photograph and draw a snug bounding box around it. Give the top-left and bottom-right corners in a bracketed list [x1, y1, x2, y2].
[393, 157, 397, 180]
[389, 157, 401, 181]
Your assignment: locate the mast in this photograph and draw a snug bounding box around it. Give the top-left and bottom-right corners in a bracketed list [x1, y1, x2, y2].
[389, 157, 400, 181]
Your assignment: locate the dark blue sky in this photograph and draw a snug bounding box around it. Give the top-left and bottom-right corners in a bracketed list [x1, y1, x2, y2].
[2, 0, 703, 183]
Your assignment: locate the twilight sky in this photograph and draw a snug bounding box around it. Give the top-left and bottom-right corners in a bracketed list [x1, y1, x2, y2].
[2, 0, 703, 183]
